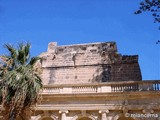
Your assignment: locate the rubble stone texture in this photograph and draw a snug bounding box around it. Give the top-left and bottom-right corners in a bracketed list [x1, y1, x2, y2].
[39, 42, 142, 85]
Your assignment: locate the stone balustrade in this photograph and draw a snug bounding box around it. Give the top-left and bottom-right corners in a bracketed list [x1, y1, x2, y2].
[72, 86, 98, 93]
[40, 80, 160, 94]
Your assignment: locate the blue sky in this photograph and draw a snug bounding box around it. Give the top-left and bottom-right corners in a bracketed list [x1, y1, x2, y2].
[0, 0, 159, 80]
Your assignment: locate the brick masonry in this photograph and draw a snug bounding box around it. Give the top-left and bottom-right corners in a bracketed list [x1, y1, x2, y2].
[39, 42, 142, 85]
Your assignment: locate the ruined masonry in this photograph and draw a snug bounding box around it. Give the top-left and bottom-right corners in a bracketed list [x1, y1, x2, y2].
[39, 42, 142, 85]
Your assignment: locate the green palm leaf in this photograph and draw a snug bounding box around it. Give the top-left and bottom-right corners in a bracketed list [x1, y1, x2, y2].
[0, 42, 43, 120]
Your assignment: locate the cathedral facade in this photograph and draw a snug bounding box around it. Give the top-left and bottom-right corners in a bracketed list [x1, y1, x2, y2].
[22, 42, 160, 120]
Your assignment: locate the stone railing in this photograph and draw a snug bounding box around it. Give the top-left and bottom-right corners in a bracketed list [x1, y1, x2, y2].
[40, 80, 160, 94]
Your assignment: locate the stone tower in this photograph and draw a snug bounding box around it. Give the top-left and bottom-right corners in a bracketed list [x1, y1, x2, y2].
[39, 42, 142, 85]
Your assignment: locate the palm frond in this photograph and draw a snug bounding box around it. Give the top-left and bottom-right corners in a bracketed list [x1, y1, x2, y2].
[0, 42, 43, 120]
[24, 42, 31, 61]
[29, 57, 41, 66]
[4, 44, 17, 60]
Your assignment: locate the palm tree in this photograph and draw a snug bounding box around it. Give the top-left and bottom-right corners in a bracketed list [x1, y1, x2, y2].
[0, 42, 43, 120]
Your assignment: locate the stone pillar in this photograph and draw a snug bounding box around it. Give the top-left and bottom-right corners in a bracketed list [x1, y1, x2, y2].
[99, 110, 109, 120]
[59, 110, 69, 120]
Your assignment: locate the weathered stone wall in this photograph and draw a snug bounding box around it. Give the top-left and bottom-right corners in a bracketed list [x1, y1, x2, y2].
[111, 56, 142, 82]
[39, 42, 142, 85]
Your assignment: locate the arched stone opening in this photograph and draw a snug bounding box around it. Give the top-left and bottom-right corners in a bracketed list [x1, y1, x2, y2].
[112, 113, 137, 120]
[77, 117, 92, 120]
[118, 116, 135, 120]
[41, 117, 54, 120]
[33, 114, 57, 120]
[72, 113, 98, 120]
